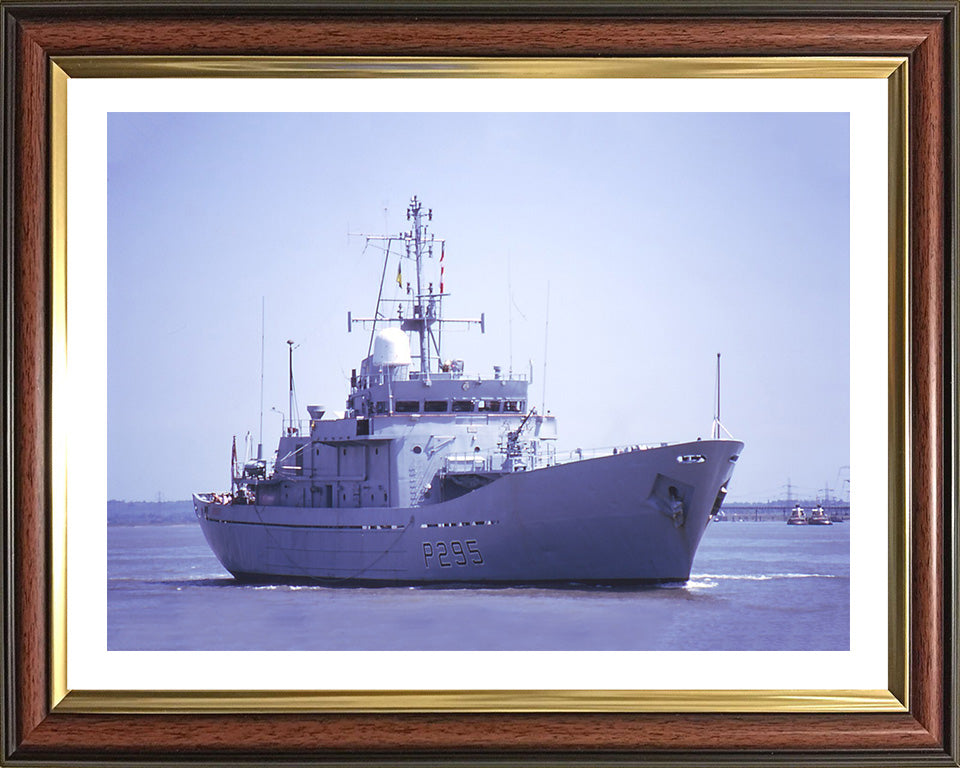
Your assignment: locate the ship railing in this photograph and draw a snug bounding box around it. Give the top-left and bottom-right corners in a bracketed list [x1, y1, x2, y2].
[280, 419, 311, 437]
[554, 443, 667, 464]
[407, 370, 528, 383]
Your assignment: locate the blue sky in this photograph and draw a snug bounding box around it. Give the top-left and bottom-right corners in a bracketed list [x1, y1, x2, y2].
[108, 111, 850, 502]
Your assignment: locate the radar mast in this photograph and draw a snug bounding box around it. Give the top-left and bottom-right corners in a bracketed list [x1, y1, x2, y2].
[349, 196, 484, 377]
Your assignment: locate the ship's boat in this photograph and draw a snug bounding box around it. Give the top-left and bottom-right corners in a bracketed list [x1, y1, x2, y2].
[786, 504, 807, 525]
[194, 197, 743, 584]
[807, 503, 833, 525]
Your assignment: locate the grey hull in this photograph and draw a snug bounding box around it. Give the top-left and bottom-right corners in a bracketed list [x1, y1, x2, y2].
[194, 439, 741, 584]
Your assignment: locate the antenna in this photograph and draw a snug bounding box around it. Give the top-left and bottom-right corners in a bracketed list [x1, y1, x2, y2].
[364, 202, 390, 358]
[347, 197, 483, 377]
[367, 236, 393, 359]
[508, 260, 513, 377]
[410, 197, 430, 375]
[257, 297, 264, 461]
[542, 281, 550, 413]
[710, 353, 734, 439]
[231, 436, 237, 494]
[506, 255, 528, 378]
[286, 339, 300, 435]
[713, 353, 720, 438]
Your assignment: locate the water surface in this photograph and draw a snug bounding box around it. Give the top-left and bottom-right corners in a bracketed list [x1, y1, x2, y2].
[108, 520, 849, 651]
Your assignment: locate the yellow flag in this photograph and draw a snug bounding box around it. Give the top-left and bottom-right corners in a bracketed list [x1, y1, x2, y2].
[396, 260, 402, 287]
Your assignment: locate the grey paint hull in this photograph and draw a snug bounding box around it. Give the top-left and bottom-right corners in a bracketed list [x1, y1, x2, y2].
[194, 439, 741, 584]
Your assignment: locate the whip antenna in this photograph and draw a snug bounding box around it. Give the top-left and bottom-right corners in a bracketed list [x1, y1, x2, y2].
[257, 297, 264, 460]
[542, 281, 550, 414]
[711, 353, 734, 439]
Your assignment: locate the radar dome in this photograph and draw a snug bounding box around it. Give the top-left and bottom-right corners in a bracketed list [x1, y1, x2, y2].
[371, 327, 412, 367]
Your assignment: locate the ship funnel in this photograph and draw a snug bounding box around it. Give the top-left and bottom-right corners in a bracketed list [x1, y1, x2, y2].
[371, 327, 412, 367]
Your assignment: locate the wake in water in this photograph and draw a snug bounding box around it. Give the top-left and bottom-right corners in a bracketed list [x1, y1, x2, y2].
[683, 571, 844, 591]
[693, 572, 843, 580]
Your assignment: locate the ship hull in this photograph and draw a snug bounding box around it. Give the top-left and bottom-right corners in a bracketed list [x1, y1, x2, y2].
[194, 439, 741, 585]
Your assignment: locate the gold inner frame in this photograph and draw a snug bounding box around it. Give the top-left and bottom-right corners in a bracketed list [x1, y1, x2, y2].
[48, 56, 909, 714]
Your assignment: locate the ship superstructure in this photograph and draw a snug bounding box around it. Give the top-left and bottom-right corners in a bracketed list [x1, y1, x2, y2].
[194, 197, 743, 584]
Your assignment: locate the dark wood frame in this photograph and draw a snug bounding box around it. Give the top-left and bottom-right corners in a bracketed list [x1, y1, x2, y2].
[2, 2, 957, 765]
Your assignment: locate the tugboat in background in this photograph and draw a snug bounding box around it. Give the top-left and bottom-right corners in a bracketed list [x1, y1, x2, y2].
[786, 504, 807, 525]
[807, 503, 833, 525]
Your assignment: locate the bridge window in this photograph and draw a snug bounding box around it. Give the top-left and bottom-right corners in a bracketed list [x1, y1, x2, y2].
[396, 400, 419, 413]
[452, 400, 475, 412]
[375, 401, 387, 414]
[504, 400, 522, 412]
[424, 400, 448, 412]
[481, 400, 501, 412]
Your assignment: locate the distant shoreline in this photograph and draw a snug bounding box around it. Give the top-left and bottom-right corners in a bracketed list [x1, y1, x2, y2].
[108, 499, 195, 525]
[107, 499, 850, 526]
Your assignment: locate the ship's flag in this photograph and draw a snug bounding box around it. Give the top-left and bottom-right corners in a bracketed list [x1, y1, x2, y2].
[440, 242, 445, 293]
[396, 260, 402, 287]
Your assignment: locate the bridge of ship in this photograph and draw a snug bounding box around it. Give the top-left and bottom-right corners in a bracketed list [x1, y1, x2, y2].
[345, 369, 531, 419]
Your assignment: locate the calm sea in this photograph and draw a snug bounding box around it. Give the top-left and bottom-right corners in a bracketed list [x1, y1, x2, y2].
[108, 520, 849, 651]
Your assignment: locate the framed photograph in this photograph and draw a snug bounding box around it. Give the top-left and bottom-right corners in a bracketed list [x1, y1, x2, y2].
[2, 2, 957, 765]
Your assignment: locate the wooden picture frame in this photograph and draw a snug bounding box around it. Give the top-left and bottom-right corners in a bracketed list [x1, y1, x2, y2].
[2, 2, 957, 764]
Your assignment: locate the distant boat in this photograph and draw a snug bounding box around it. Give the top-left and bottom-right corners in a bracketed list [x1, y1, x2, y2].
[807, 503, 833, 525]
[786, 504, 807, 525]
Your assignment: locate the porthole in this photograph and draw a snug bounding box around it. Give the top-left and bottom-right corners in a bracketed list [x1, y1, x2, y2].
[412, 445, 422, 454]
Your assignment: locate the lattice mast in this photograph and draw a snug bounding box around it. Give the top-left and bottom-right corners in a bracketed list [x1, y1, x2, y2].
[349, 196, 484, 377]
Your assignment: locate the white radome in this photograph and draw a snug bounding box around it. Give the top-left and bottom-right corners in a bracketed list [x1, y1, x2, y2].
[371, 327, 412, 367]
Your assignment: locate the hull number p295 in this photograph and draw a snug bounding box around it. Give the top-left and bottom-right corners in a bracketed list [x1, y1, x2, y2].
[423, 539, 483, 568]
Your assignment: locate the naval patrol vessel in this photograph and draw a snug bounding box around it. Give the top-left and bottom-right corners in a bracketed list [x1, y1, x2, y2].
[194, 196, 743, 584]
